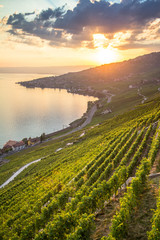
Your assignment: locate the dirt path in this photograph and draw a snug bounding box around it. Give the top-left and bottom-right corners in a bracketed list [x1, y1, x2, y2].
[137, 88, 147, 104]
[106, 93, 115, 103]
[0, 158, 44, 189]
[0, 105, 98, 189]
[0, 95, 118, 189]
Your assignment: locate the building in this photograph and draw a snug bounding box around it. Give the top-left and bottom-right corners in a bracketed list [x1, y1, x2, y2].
[3, 140, 25, 152]
[28, 137, 40, 146]
[12, 141, 25, 151]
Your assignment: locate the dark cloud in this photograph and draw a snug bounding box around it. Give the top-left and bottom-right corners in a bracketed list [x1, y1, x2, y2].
[7, 13, 25, 27]
[25, 11, 35, 16]
[53, 0, 160, 33]
[117, 42, 160, 50]
[38, 7, 65, 21]
[6, 0, 160, 48]
[6, 8, 64, 44]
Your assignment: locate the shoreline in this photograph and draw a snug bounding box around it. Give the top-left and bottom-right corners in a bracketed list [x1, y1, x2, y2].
[16, 75, 103, 139]
[17, 75, 105, 99]
[0, 73, 101, 150]
[44, 103, 98, 141]
[0, 102, 98, 164]
[0, 85, 100, 158]
[0, 103, 98, 187]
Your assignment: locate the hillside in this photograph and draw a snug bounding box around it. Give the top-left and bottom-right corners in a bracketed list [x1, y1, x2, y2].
[1, 52, 160, 240]
[18, 52, 160, 125]
[1, 94, 160, 239]
[19, 52, 160, 95]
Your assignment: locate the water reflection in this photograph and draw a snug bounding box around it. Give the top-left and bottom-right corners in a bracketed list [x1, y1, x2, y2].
[0, 73, 97, 148]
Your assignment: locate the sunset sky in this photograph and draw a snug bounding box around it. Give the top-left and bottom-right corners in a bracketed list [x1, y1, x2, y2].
[0, 0, 160, 67]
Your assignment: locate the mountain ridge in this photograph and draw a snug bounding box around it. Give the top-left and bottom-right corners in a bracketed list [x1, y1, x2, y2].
[18, 51, 160, 93]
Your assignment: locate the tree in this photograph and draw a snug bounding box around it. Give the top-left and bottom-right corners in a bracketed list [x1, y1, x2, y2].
[22, 138, 28, 145]
[40, 133, 45, 142]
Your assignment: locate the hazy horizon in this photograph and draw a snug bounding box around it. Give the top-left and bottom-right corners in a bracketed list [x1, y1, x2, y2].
[0, 65, 95, 75]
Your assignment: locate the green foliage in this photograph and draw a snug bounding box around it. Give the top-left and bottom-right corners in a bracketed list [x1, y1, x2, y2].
[1, 95, 160, 240]
[40, 133, 45, 142]
[148, 194, 160, 240]
[106, 122, 160, 240]
[66, 214, 94, 240]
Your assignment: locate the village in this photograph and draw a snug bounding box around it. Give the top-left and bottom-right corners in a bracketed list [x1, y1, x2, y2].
[0, 137, 40, 156]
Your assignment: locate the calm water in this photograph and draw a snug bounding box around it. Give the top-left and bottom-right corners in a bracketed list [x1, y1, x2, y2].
[0, 73, 97, 148]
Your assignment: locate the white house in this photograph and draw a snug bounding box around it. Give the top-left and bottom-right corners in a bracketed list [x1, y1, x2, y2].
[3, 140, 25, 152]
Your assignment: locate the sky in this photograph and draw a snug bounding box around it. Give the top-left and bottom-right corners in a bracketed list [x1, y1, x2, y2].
[0, 0, 160, 67]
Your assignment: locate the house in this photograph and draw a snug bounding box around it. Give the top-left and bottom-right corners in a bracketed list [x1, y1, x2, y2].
[2, 145, 12, 153]
[28, 137, 40, 146]
[12, 141, 25, 151]
[3, 140, 25, 152]
[129, 85, 137, 89]
[3, 140, 17, 152]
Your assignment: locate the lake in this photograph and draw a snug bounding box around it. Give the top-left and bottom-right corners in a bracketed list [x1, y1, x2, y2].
[0, 73, 97, 148]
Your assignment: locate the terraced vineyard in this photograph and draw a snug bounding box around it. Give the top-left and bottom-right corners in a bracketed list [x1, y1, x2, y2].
[1, 96, 160, 240]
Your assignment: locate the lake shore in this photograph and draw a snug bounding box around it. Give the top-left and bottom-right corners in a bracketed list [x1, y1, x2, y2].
[0, 74, 100, 159]
[0, 73, 98, 149]
[0, 101, 98, 166]
[17, 75, 105, 99]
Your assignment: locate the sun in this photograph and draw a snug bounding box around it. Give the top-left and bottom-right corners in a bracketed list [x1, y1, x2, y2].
[96, 46, 118, 64]
[93, 34, 119, 64]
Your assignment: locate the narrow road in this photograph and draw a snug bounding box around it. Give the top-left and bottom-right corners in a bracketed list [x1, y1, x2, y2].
[0, 105, 97, 189]
[77, 104, 97, 129]
[0, 95, 115, 189]
[107, 93, 115, 103]
[46, 104, 97, 141]
[137, 88, 147, 104]
[0, 158, 43, 189]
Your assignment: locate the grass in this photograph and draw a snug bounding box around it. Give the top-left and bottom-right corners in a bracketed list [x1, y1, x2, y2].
[0, 129, 87, 185]
[2, 92, 160, 186]
[90, 87, 155, 126]
[1, 94, 160, 239]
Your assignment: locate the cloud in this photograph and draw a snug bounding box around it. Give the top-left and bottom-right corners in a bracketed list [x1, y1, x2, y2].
[38, 7, 65, 20]
[53, 0, 160, 34]
[5, 0, 160, 49]
[25, 11, 35, 16]
[6, 10, 64, 45]
[117, 42, 160, 50]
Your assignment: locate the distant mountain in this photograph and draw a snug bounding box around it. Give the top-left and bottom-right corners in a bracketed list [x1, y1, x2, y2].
[18, 52, 160, 97]
[50, 51, 160, 85]
[1, 52, 160, 240]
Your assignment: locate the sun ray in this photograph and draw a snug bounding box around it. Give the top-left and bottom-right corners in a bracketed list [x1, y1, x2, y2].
[95, 46, 119, 64]
[93, 34, 119, 64]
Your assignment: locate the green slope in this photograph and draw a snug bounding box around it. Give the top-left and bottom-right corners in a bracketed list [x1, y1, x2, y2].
[1, 94, 160, 239]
